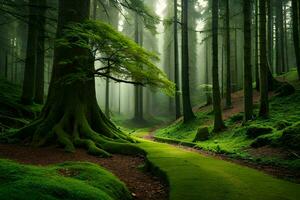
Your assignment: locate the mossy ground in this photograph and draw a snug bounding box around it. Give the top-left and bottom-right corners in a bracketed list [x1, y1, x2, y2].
[136, 138, 300, 200]
[154, 70, 300, 169]
[0, 159, 131, 200]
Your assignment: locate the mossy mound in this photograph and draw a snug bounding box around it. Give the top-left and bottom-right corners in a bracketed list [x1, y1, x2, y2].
[228, 113, 244, 123]
[280, 122, 300, 150]
[0, 159, 132, 200]
[245, 125, 273, 138]
[274, 120, 292, 131]
[193, 126, 210, 142]
[251, 132, 282, 148]
[275, 82, 295, 97]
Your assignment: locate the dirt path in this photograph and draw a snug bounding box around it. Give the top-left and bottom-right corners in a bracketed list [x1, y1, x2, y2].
[0, 144, 168, 200]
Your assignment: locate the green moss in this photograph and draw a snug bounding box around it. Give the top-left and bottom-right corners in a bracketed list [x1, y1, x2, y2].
[245, 125, 274, 138]
[251, 132, 282, 148]
[280, 122, 300, 150]
[275, 120, 292, 130]
[137, 139, 300, 200]
[228, 112, 244, 124]
[0, 159, 131, 200]
[155, 111, 213, 141]
[153, 70, 300, 169]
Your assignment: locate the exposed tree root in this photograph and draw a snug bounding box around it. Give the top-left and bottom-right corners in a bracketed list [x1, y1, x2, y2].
[0, 103, 145, 157]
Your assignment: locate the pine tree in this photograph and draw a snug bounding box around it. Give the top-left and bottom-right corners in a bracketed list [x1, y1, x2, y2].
[292, 0, 300, 80]
[212, 0, 225, 131]
[243, 0, 253, 121]
[225, 0, 232, 108]
[21, 0, 38, 105]
[259, 0, 269, 118]
[181, 0, 195, 123]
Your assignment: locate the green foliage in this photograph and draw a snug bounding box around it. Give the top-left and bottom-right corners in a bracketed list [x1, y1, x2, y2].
[0, 159, 131, 200]
[57, 20, 175, 96]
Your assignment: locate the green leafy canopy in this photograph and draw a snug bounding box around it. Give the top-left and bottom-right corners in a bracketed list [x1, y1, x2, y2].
[57, 20, 175, 96]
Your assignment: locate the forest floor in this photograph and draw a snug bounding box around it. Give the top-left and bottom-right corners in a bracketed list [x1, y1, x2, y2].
[136, 138, 300, 200]
[0, 143, 168, 200]
[1, 71, 300, 200]
[150, 69, 300, 185]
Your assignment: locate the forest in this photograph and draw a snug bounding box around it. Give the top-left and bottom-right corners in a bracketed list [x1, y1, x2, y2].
[0, 0, 300, 199]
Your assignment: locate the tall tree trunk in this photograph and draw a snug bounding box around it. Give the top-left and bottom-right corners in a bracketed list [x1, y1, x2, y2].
[259, 0, 269, 118]
[205, 37, 212, 105]
[21, 0, 38, 105]
[275, 0, 285, 74]
[267, 0, 273, 71]
[4, 52, 8, 79]
[244, 0, 253, 121]
[292, 0, 300, 79]
[225, 0, 232, 108]
[105, 67, 110, 118]
[283, 2, 289, 71]
[174, 0, 181, 119]
[34, 0, 46, 104]
[234, 27, 238, 91]
[134, 13, 144, 121]
[255, 0, 260, 90]
[212, 0, 225, 131]
[5, 0, 141, 157]
[181, 0, 195, 123]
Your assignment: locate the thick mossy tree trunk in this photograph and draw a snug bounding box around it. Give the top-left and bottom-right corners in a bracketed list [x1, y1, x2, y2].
[212, 0, 225, 132]
[181, 0, 195, 123]
[3, 0, 142, 157]
[243, 0, 253, 121]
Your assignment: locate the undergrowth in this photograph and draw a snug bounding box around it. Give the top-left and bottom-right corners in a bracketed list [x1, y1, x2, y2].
[154, 70, 300, 169]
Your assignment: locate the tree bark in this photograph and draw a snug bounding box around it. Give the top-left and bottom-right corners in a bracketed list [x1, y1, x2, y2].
[134, 13, 144, 121]
[181, 0, 195, 123]
[174, 0, 181, 119]
[292, 0, 300, 79]
[244, 0, 253, 121]
[21, 0, 38, 105]
[34, 0, 46, 104]
[255, 0, 260, 90]
[259, 0, 269, 118]
[267, 0, 273, 71]
[225, 0, 232, 108]
[4, 0, 141, 157]
[275, 0, 285, 74]
[212, 0, 225, 131]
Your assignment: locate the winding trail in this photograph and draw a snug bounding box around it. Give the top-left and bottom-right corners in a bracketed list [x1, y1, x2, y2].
[137, 139, 300, 200]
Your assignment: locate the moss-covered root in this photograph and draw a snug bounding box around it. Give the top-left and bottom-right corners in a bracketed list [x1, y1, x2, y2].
[0, 108, 145, 158]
